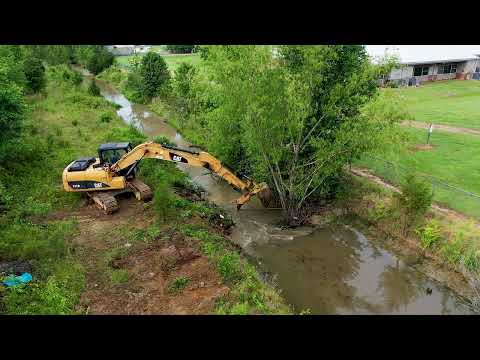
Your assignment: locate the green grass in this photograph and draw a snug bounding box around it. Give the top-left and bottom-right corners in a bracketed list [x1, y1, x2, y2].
[115, 53, 201, 73]
[356, 126, 480, 218]
[384, 80, 480, 129]
[0, 65, 145, 314]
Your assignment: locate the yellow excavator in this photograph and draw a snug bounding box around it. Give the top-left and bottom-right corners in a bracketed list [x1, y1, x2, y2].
[62, 141, 272, 214]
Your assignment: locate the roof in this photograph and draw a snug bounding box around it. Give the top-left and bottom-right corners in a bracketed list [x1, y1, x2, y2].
[98, 142, 131, 151]
[401, 57, 479, 66]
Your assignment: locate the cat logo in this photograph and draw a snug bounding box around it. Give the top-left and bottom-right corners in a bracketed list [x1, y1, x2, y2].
[94, 182, 103, 188]
[172, 155, 183, 162]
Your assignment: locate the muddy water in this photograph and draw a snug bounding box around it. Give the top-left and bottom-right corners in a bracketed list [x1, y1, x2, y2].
[96, 79, 475, 314]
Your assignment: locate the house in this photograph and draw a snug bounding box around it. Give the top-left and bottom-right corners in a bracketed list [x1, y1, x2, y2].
[133, 45, 151, 54]
[106, 45, 135, 56]
[382, 55, 480, 86]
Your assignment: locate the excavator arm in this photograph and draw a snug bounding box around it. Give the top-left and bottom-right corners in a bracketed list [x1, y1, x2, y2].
[110, 141, 272, 209]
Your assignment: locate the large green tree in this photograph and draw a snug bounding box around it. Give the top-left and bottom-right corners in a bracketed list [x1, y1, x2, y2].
[139, 52, 170, 99]
[202, 45, 401, 224]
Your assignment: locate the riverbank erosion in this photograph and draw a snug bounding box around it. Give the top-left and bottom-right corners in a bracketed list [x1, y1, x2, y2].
[94, 67, 479, 314]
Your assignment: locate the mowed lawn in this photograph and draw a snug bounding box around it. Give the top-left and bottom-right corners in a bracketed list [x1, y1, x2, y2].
[356, 126, 480, 218]
[383, 80, 480, 129]
[115, 53, 201, 73]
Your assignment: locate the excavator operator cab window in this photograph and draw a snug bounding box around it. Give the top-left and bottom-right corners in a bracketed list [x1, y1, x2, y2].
[98, 142, 133, 166]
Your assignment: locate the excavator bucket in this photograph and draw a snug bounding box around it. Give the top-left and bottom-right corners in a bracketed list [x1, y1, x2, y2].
[257, 185, 273, 208]
[235, 183, 273, 210]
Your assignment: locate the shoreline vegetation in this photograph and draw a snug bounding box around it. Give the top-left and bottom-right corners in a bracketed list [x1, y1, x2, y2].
[98, 54, 480, 309]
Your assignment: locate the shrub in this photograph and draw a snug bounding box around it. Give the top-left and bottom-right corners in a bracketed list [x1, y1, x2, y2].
[71, 119, 78, 127]
[416, 219, 442, 249]
[23, 57, 45, 93]
[100, 112, 113, 123]
[88, 78, 101, 97]
[394, 174, 433, 234]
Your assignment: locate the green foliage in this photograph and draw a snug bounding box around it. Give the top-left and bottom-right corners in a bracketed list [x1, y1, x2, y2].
[0, 64, 26, 148]
[2, 260, 84, 315]
[198, 45, 397, 224]
[394, 174, 433, 232]
[166, 45, 195, 54]
[139, 52, 171, 99]
[80, 45, 114, 75]
[153, 180, 175, 223]
[217, 253, 242, 284]
[168, 276, 189, 294]
[100, 111, 113, 123]
[416, 218, 442, 249]
[88, 77, 101, 97]
[23, 57, 45, 93]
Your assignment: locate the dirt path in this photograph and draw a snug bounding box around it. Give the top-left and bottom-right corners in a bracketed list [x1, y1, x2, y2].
[349, 167, 480, 228]
[52, 197, 229, 315]
[401, 120, 480, 137]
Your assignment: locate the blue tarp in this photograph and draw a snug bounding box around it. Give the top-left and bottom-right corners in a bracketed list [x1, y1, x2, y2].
[2, 272, 32, 287]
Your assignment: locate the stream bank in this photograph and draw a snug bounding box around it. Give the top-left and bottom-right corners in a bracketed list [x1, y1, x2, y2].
[95, 75, 477, 314]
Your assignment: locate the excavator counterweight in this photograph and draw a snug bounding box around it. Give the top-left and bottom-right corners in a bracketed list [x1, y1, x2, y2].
[62, 141, 272, 214]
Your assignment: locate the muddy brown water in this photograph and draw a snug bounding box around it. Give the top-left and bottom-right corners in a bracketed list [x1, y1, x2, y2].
[96, 78, 475, 314]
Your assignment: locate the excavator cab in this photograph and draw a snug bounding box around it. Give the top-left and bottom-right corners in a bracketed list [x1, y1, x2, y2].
[97, 142, 136, 177]
[98, 142, 132, 166]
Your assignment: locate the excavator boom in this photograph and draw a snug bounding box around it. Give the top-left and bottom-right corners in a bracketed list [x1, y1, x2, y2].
[109, 141, 271, 209]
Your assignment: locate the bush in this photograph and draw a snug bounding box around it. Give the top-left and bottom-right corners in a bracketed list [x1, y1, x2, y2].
[88, 78, 101, 97]
[100, 112, 113, 123]
[416, 219, 442, 249]
[394, 174, 433, 234]
[23, 57, 45, 93]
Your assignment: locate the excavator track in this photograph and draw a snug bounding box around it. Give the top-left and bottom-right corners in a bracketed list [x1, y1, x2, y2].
[128, 179, 153, 201]
[88, 192, 119, 214]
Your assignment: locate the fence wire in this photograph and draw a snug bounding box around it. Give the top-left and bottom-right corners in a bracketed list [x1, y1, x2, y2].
[356, 154, 480, 219]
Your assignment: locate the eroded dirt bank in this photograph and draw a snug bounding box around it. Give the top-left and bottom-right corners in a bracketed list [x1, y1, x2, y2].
[55, 198, 228, 314]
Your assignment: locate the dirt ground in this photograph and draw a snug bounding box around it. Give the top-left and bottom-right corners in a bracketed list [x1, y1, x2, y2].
[402, 120, 480, 137]
[53, 196, 230, 315]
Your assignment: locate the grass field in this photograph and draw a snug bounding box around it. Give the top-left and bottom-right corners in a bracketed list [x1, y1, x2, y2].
[356, 126, 480, 218]
[384, 80, 480, 129]
[115, 53, 201, 73]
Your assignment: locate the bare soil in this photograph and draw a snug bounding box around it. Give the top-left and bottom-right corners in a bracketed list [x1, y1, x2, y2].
[51, 196, 229, 314]
[410, 143, 435, 151]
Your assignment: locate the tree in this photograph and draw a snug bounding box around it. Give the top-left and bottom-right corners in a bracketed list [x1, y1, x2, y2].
[202, 45, 400, 225]
[166, 45, 195, 54]
[23, 57, 45, 93]
[139, 52, 170, 99]
[85, 46, 114, 75]
[0, 64, 26, 147]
